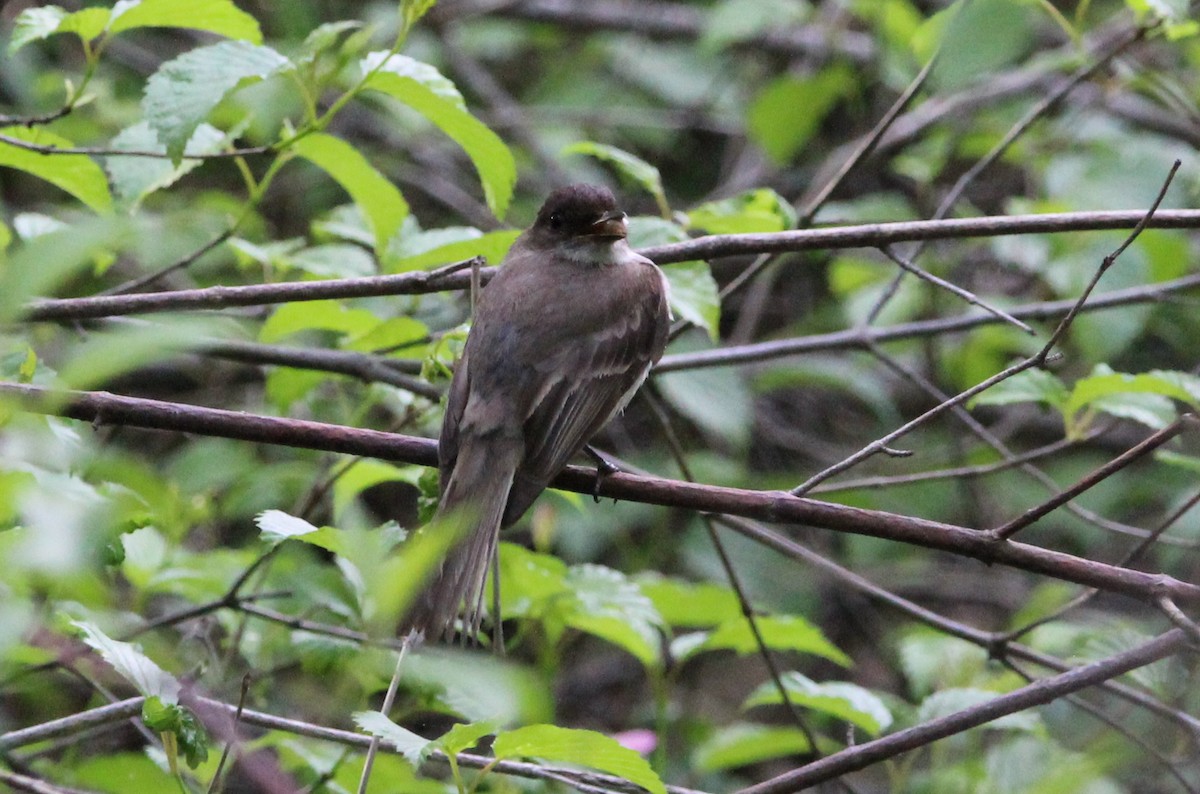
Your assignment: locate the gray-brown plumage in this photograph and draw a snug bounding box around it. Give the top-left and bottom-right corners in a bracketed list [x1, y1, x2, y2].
[405, 184, 671, 640]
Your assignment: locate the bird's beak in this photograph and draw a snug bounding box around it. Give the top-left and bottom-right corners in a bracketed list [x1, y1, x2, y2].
[588, 210, 628, 239]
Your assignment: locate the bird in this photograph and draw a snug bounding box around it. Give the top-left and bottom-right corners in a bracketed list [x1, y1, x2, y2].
[405, 183, 672, 641]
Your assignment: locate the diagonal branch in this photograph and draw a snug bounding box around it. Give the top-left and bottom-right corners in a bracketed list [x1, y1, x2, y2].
[1, 382, 1197, 606]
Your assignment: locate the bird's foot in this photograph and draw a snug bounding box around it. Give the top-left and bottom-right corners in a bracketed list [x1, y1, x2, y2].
[583, 445, 621, 502]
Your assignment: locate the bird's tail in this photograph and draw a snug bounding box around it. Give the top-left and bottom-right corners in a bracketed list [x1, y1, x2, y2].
[404, 436, 521, 641]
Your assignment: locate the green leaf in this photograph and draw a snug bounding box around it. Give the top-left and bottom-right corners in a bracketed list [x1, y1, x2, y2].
[256, 509, 321, 544]
[60, 7, 113, 41]
[970, 368, 1070, 411]
[701, 0, 809, 51]
[687, 188, 797, 234]
[0, 217, 128, 323]
[331, 461, 423, 517]
[0, 127, 112, 213]
[662, 260, 721, 340]
[302, 20, 364, 58]
[494, 725, 666, 794]
[288, 243, 376, 279]
[292, 132, 407, 257]
[743, 672, 892, 735]
[1065, 365, 1198, 420]
[549, 564, 663, 668]
[748, 65, 854, 164]
[9, 6, 68, 53]
[259, 300, 380, 343]
[108, 0, 263, 42]
[497, 543, 570, 618]
[106, 121, 226, 209]
[57, 317, 219, 390]
[386, 227, 519, 273]
[142, 698, 209, 770]
[72, 620, 181, 702]
[563, 141, 668, 215]
[657, 340, 752, 447]
[353, 711, 432, 766]
[342, 316, 429, 354]
[920, 0, 1034, 91]
[693, 723, 810, 772]
[917, 688, 1042, 732]
[403, 646, 554, 725]
[142, 40, 289, 162]
[436, 720, 498, 756]
[686, 615, 851, 666]
[635, 575, 742, 628]
[361, 52, 516, 219]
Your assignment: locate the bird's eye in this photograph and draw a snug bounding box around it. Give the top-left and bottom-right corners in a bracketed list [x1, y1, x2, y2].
[548, 212, 563, 230]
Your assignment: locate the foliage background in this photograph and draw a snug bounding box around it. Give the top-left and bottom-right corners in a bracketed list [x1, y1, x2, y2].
[1, 0, 1199, 792]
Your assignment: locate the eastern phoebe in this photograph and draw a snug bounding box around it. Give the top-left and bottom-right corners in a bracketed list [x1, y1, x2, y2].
[407, 183, 671, 639]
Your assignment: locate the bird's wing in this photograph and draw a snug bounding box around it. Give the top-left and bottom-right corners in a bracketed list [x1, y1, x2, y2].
[502, 269, 668, 525]
[438, 347, 471, 486]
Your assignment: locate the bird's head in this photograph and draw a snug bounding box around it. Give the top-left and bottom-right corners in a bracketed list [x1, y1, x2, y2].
[528, 184, 631, 264]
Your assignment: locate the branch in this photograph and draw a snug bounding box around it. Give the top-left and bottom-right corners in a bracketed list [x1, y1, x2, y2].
[436, 0, 874, 62]
[735, 630, 1189, 794]
[638, 209, 1200, 265]
[0, 131, 271, 159]
[23, 259, 485, 321]
[656, 270, 1200, 372]
[21, 211, 1200, 323]
[0, 695, 710, 794]
[2, 382, 1197, 606]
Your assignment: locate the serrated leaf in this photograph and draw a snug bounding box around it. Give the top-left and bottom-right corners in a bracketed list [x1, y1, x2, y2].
[687, 615, 851, 666]
[0, 127, 112, 213]
[143, 40, 289, 162]
[106, 121, 226, 209]
[563, 141, 668, 214]
[292, 132, 407, 257]
[743, 672, 892, 735]
[550, 564, 663, 668]
[353, 711, 432, 766]
[687, 188, 797, 234]
[362, 52, 515, 218]
[9, 6, 68, 53]
[662, 260, 720, 340]
[494, 725, 666, 794]
[109, 0, 262, 42]
[693, 723, 810, 772]
[72, 620, 181, 702]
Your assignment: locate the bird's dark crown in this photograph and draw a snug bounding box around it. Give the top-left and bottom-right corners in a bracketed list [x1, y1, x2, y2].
[534, 183, 621, 236]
